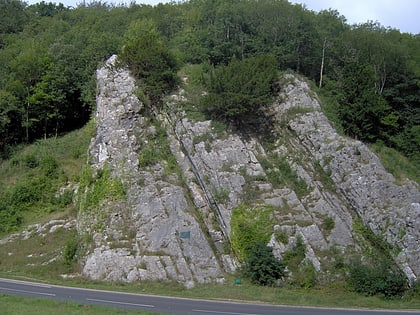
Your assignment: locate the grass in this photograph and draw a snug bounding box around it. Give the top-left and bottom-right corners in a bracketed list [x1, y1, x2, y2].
[0, 294, 155, 315]
[0, 225, 79, 279]
[0, 124, 92, 235]
[370, 141, 419, 184]
[259, 153, 309, 198]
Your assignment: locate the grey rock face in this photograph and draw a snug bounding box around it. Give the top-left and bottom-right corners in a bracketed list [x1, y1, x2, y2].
[286, 77, 419, 281]
[80, 56, 419, 286]
[80, 55, 225, 287]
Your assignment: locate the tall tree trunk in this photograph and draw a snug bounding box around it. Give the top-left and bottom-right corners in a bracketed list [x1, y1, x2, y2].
[319, 37, 327, 88]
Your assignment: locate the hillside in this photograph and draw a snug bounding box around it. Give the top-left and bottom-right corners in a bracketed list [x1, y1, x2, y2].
[0, 0, 419, 301]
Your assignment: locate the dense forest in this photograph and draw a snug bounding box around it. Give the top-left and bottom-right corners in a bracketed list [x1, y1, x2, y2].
[0, 0, 419, 163]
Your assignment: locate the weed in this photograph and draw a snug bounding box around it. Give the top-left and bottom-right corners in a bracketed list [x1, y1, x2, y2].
[322, 216, 335, 232]
[274, 229, 289, 244]
[213, 187, 230, 204]
[230, 204, 275, 261]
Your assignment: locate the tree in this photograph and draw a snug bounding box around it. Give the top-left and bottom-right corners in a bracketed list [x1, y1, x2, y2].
[119, 19, 179, 108]
[201, 54, 278, 130]
[0, 89, 21, 150]
[244, 242, 286, 286]
[0, 0, 28, 34]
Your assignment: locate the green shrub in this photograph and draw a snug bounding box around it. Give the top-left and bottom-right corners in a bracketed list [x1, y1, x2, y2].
[282, 236, 306, 271]
[22, 153, 39, 168]
[201, 55, 278, 129]
[40, 155, 58, 178]
[230, 204, 275, 261]
[244, 242, 286, 286]
[0, 207, 23, 233]
[63, 236, 80, 266]
[11, 179, 46, 205]
[290, 260, 317, 288]
[347, 257, 407, 297]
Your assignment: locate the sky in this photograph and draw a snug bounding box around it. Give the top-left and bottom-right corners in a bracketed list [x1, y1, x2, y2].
[26, 0, 420, 34]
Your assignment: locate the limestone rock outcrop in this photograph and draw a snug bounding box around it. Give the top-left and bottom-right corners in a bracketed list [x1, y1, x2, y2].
[78, 56, 419, 286]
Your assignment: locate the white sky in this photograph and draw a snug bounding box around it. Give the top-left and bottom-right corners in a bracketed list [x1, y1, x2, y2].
[25, 0, 420, 34]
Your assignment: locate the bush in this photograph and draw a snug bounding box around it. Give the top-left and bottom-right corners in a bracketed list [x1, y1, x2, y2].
[201, 55, 278, 129]
[63, 237, 80, 266]
[244, 242, 286, 286]
[282, 235, 306, 270]
[22, 153, 39, 168]
[40, 155, 58, 178]
[290, 260, 317, 288]
[348, 257, 407, 297]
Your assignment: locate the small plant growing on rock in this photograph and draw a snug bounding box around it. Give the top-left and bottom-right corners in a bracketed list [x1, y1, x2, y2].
[322, 216, 335, 232]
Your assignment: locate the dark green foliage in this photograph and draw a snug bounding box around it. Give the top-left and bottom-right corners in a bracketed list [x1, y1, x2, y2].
[40, 155, 58, 178]
[244, 242, 286, 286]
[0, 205, 22, 233]
[63, 235, 80, 266]
[22, 153, 39, 169]
[201, 55, 278, 130]
[348, 257, 407, 297]
[119, 19, 179, 107]
[0, 0, 28, 34]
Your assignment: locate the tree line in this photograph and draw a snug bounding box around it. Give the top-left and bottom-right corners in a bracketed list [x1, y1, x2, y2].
[0, 0, 419, 163]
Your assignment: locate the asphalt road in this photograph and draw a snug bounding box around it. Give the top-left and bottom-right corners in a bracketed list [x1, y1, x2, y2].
[1, 278, 419, 315]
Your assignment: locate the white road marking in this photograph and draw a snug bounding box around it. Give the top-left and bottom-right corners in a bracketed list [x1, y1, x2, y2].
[86, 298, 155, 308]
[0, 286, 56, 296]
[192, 310, 261, 315]
[0, 278, 51, 288]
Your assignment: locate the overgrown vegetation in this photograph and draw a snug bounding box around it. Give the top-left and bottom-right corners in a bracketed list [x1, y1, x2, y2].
[119, 19, 179, 108]
[347, 256, 407, 297]
[347, 216, 409, 297]
[200, 55, 278, 131]
[0, 125, 91, 234]
[230, 205, 275, 261]
[137, 118, 180, 180]
[78, 168, 125, 211]
[259, 153, 309, 198]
